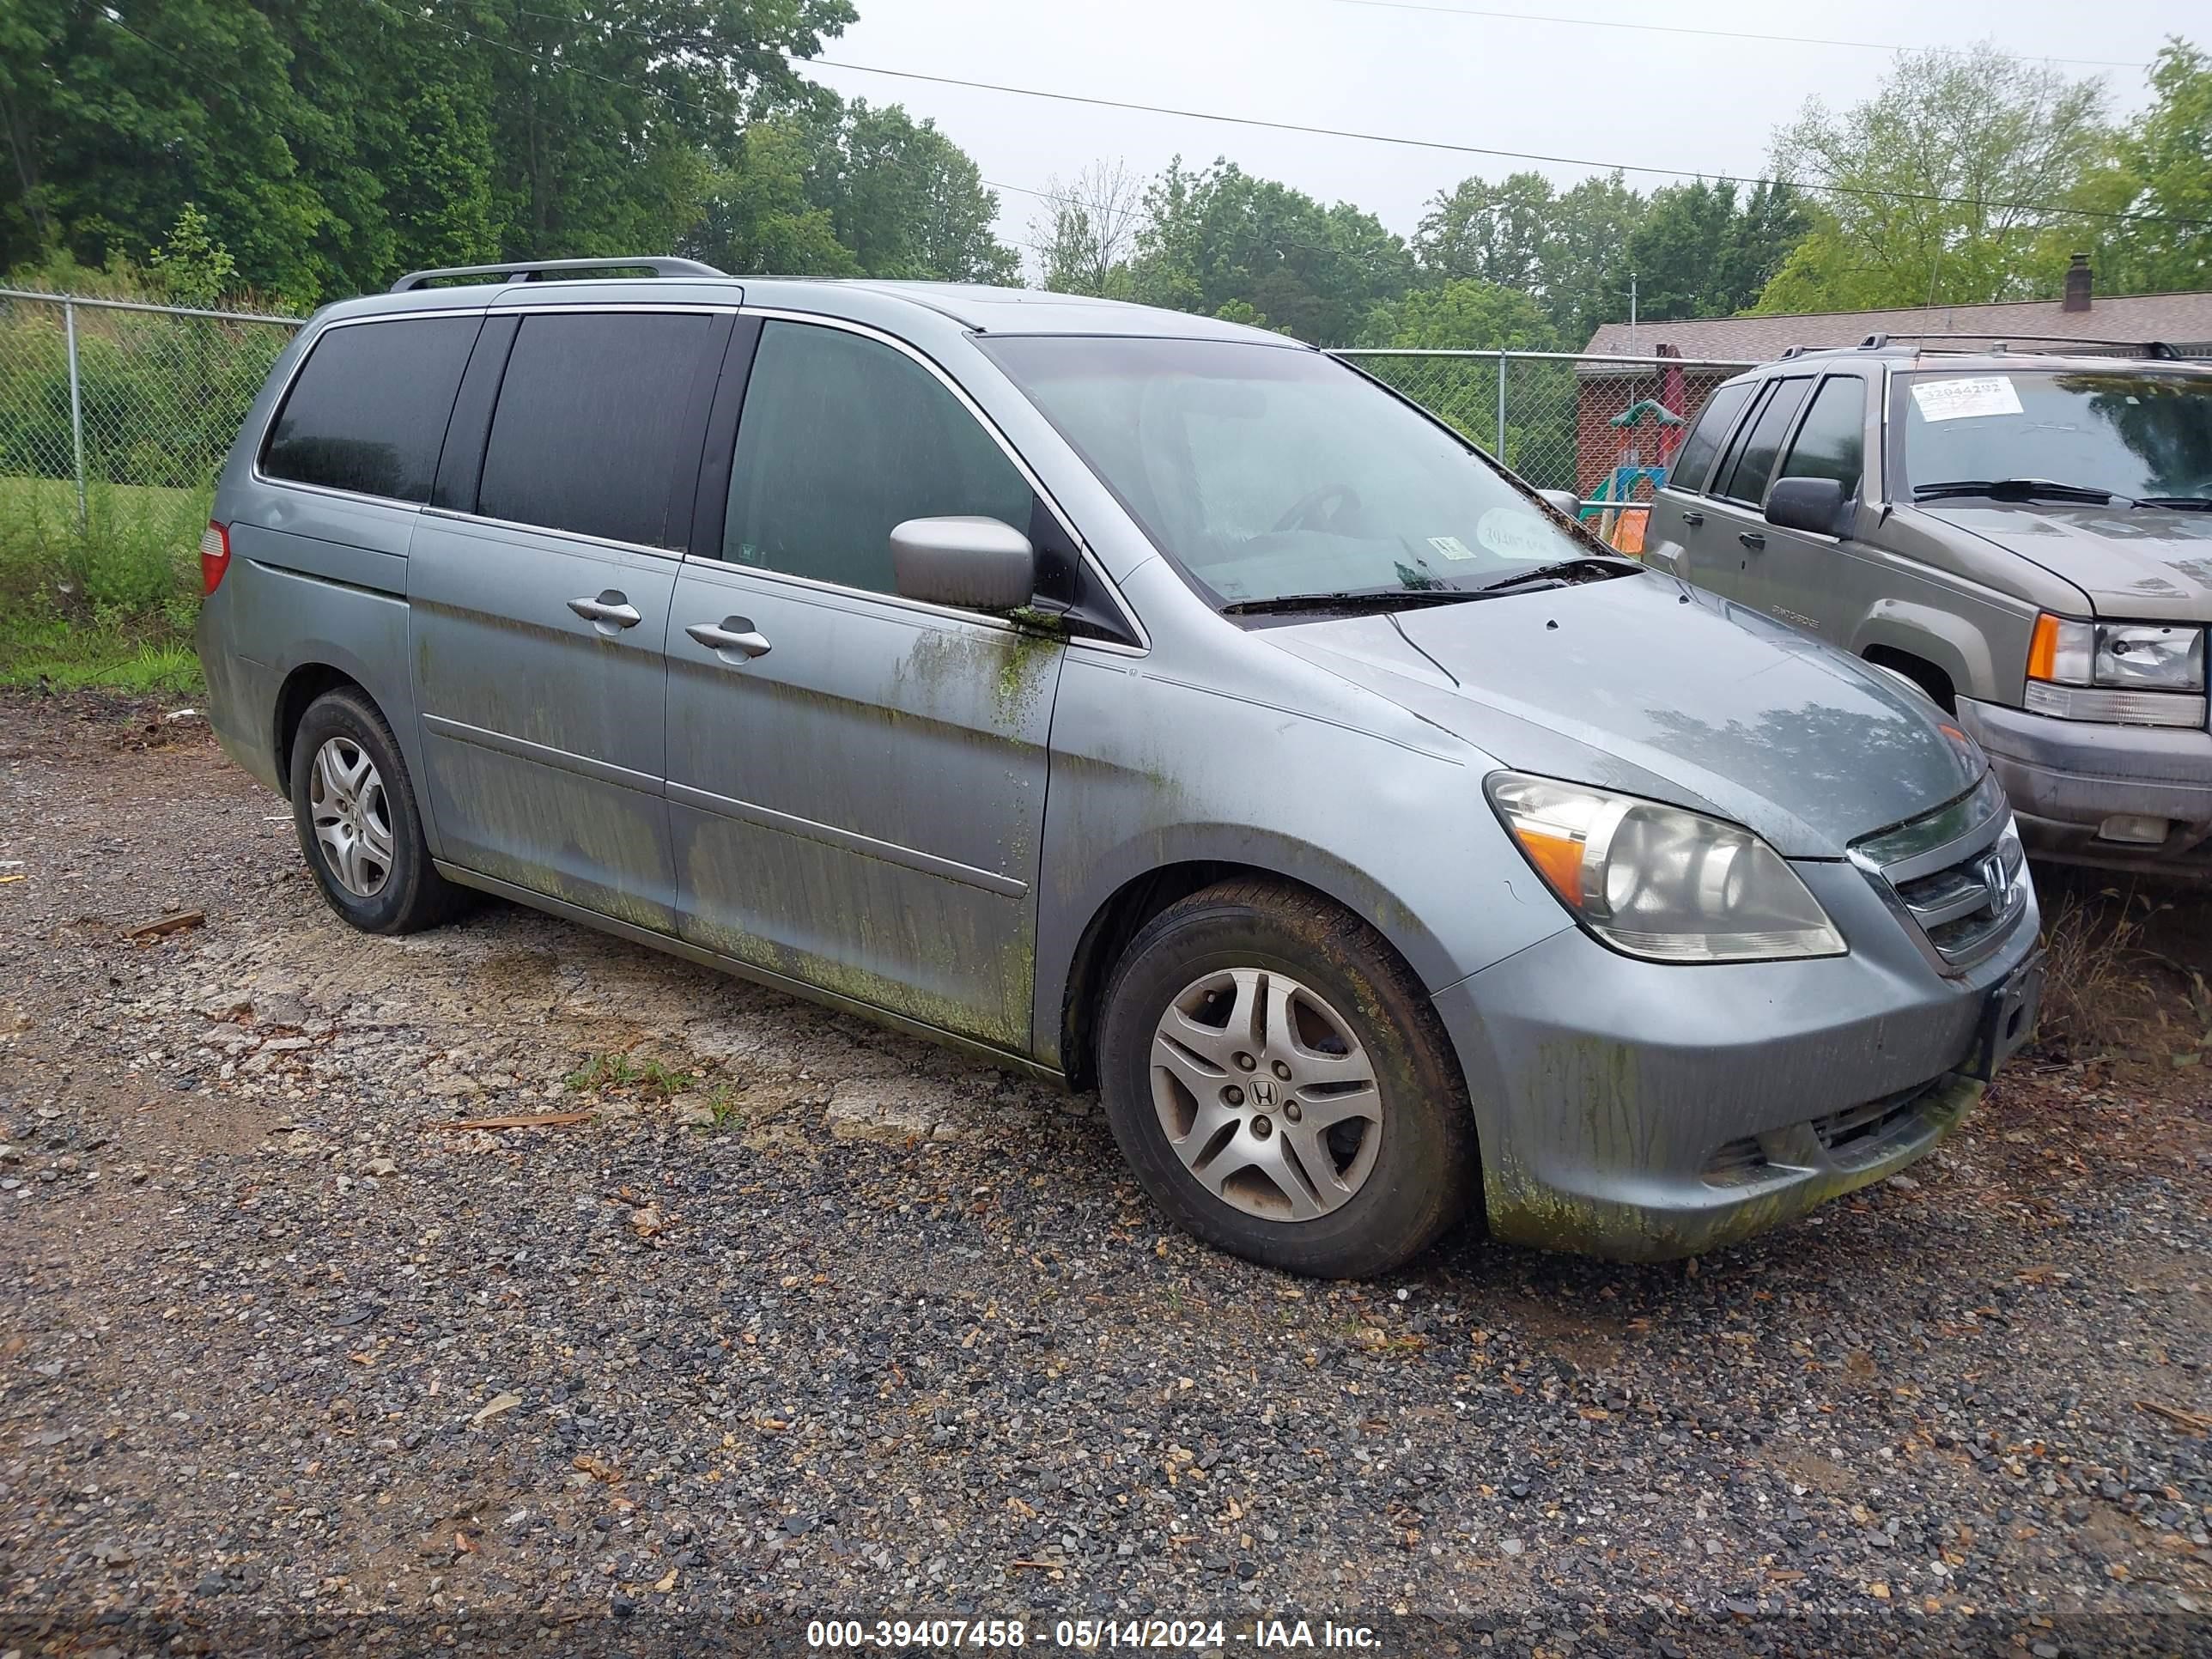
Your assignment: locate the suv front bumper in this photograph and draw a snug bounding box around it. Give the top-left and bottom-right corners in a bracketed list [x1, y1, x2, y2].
[1431, 858, 2040, 1263]
[1957, 697, 2212, 874]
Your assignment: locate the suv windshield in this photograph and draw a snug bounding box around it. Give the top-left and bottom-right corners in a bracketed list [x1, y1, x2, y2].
[979, 336, 1600, 607]
[1898, 369, 2212, 503]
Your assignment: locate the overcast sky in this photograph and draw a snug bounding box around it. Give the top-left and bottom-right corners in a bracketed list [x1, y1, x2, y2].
[801, 0, 2190, 272]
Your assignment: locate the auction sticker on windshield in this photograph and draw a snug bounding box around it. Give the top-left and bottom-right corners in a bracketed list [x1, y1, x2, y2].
[1911, 376, 2024, 423]
[1476, 507, 1557, 561]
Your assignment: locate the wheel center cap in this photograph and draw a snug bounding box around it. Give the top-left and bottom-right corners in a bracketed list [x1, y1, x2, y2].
[1249, 1077, 1279, 1110]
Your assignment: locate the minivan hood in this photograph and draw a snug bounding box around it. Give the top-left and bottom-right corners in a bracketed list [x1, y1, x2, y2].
[1914, 501, 2212, 620]
[1267, 573, 1984, 859]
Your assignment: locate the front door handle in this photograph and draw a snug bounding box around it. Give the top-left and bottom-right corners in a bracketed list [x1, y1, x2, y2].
[568, 591, 641, 629]
[687, 618, 773, 660]
[1681, 510, 1705, 526]
[1738, 531, 1766, 550]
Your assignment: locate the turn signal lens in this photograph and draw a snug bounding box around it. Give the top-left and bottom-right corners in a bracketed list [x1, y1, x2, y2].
[199, 521, 232, 594]
[2026, 613, 2061, 682]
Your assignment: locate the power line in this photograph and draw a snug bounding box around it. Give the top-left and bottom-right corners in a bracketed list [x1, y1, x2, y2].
[1324, 0, 2149, 72]
[374, 4, 2205, 232]
[804, 57, 2204, 229]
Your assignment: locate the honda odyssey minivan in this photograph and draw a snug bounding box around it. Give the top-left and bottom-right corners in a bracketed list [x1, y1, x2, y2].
[195, 258, 2043, 1276]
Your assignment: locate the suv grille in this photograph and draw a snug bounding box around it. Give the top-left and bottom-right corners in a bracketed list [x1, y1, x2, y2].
[1851, 775, 2027, 973]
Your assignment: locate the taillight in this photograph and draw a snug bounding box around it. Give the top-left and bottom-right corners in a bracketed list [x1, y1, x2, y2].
[200, 521, 231, 594]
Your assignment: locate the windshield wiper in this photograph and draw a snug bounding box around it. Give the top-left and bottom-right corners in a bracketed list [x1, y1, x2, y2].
[1219, 587, 1492, 617]
[1470, 556, 1640, 595]
[2134, 495, 2212, 512]
[1912, 477, 2116, 505]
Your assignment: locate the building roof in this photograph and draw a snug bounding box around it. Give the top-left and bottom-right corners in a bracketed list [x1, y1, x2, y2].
[1580, 289, 2212, 367]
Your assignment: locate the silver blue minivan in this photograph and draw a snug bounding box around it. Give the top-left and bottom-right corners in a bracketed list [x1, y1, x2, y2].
[196, 258, 2044, 1276]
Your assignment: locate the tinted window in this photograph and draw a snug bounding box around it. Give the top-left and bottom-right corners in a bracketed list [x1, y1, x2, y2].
[723, 321, 1034, 595]
[477, 312, 714, 546]
[1778, 376, 1865, 495]
[1717, 376, 1812, 504]
[1668, 381, 1753, 495]
[262, 317, 477, 501]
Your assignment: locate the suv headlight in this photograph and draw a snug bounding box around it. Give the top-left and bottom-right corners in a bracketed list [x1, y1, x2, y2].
[1487, 773, 1846, 963]
[2027, 615, 2207, 726]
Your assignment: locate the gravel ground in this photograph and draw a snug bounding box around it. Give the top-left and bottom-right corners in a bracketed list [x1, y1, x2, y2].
[3, 690, 2210, 1658]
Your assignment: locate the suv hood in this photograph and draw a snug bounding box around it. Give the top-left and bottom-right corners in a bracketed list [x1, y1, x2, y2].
[1914, 501, 2212, 619]
[1267, 573, 1984, 859]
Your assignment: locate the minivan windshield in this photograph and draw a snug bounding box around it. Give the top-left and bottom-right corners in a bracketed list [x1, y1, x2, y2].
[980, 337, 1605, 608]
[1898, 369, 2212, 504]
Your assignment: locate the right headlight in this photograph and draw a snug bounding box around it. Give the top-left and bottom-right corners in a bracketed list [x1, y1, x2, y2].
[2027, 614, 2207, 727]
[1486, 773, 1846, 963]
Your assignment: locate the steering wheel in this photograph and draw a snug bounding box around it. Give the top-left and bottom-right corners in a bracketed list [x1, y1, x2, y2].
[1271, 482, 1360, 536]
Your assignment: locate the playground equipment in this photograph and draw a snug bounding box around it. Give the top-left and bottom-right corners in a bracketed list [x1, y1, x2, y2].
[1580, 397, 1684, 554]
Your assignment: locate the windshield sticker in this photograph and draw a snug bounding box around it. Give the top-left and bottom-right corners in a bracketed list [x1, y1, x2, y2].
[1911, 376, 2024, 422]
[1474, 508, 1556, 562]
[1426, 534, 1478, 561]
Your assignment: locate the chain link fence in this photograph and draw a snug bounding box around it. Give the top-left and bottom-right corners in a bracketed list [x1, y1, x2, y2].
[0, 293, 1757, 536]
[0, 289, 302, 518]
[1335, 348, 1758, 548]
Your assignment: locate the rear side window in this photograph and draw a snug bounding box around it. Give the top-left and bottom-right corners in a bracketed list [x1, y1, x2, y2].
[1717, 376, 1813, 505]
[1778, 376, 1865, 495]
[261, 317, 477, 501]
[721, 320, 1035, 596]
[1668, 380, 1753, 495]
[477, 311, 715, 547]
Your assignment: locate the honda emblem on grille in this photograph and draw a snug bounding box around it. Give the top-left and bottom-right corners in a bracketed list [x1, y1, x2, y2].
[1978, 853, 2008, 909]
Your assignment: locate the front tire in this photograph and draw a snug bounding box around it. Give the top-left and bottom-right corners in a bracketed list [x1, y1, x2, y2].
[288, 688, 464, 935]
[1097, 879, 1478, 1278]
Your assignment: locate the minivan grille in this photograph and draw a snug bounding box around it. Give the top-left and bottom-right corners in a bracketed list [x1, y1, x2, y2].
[1811, 1081, 1940, 1158]
[1851, 775, 2027, 973]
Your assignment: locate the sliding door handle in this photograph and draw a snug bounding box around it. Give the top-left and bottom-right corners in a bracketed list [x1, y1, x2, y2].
[687, 618, 773, 660]
[1738, 531, 1766, 550]
[568, 592, 641, 629]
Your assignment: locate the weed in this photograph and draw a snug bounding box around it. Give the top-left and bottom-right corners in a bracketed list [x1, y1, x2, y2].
[698, 1083, 747, 1131]
[0, 477, 207, 691]
[564, 1051, 699, 1100]
[2037, 881, 2182, 1059]
[564, 1052, 641, 1093]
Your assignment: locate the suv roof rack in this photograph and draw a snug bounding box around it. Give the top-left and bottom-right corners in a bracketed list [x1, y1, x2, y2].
[389, 256, 727, 293]
[1856, 331, 2180, 360]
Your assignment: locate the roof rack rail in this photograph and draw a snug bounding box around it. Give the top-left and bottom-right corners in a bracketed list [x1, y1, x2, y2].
[389, 256, 727, 293]
[1856, 330, 2179, 359]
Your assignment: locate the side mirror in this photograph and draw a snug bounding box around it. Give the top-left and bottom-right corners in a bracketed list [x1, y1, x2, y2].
[1536, 489, 1581, 518]
[1765, 477, 1849, 538]
[890, 516, 1036, 612]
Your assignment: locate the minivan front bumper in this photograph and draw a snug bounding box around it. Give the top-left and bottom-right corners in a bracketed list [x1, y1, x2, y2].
[1431, 858, 2040, 1262]
[1957, 696, 2212, 875]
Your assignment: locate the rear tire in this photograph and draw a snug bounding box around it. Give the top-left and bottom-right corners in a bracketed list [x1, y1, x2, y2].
[288, 688, 465, 935]
[1097, 879, 1478, 1278]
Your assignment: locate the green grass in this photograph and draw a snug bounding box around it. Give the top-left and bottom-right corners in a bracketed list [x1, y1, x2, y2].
[0, 474, 208, 693]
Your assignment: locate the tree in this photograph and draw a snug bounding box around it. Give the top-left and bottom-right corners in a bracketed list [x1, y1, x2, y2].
[1534, 172, 1646, 342]
[149, 203, 238, 306]
[1129, 158, 1413, 343]
[1358, 277, 1559, 350]
[1621, 179, 1809, 322]
[2063, 39, 2212, 295]
[683, 114, 857, 276]
[1753, 42, 2111, 312]
[1029, 159, 1146, 296]
[1413, 170, 1555, 292]
[825, 100, 1018, 283]
[0, 0, 858, 300]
